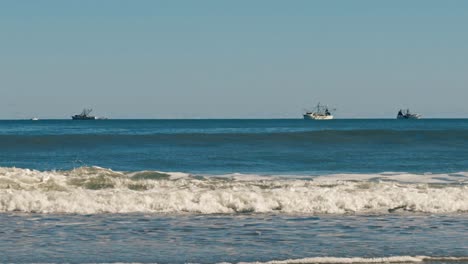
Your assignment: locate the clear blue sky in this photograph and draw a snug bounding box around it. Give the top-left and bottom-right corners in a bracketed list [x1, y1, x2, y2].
[1, 0, 467, 119]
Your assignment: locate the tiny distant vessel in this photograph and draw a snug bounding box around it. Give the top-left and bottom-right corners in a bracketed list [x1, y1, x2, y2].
[72, 109, 97, 120]
[303, 103, 335, 120]
[31, 117, 39, 121]
[397, 109, 421, 119]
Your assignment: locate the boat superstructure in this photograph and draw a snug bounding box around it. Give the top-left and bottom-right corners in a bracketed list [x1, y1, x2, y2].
[72, 109, 97, 120]
[397, 109, 421, 119]
[303, 103, 335, 120]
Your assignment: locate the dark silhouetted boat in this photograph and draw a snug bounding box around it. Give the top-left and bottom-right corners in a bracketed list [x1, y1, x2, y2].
[72, 109, 97, 120]
[397, 109, 421, 119]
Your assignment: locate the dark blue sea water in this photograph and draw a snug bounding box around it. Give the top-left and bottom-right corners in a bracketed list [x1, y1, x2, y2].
[2, 119, 468, 173]
[0, 119, 467, 263]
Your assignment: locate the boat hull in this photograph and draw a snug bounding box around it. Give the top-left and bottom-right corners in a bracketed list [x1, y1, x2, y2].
[72, 116, 97, 120]
[303, 114, 334, 120]
[397, 115, 421, 120]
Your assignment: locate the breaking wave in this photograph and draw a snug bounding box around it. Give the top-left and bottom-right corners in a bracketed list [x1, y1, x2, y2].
[0, 166, 467, 214]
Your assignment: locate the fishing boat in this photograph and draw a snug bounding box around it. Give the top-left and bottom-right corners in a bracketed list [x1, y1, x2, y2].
[72, 109, 97, 120]
[397, 109, 421, 119]
[303, 103, 335, 120]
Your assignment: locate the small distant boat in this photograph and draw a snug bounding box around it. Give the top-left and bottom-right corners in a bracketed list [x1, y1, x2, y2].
[303, 103, 335, 120]
[72, 109, 97, 120]
[31, 117, 39, 121]
[397, 109, 421, 119]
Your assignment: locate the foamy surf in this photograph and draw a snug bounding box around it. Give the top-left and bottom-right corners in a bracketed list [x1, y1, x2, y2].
[0, 166, 467, 214]
[56, 256, 468, 264]
[234, 256, 468, 264]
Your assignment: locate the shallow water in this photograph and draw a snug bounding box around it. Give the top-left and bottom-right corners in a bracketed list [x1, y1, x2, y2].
[1, 213, 467, 263]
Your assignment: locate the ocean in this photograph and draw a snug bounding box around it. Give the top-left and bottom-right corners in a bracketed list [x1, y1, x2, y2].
[0, 119, 467, 263]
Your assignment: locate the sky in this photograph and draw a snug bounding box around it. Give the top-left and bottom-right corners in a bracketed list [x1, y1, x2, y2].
[0, 0, 467, 119]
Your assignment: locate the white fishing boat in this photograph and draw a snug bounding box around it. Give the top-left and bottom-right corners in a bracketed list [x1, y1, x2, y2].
[397, 109, 421, 119]
[303, 103, 335, 120]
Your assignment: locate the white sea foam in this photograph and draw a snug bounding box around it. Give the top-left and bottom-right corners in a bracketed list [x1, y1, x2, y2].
[36, 256, 468, 264]
[235, 256, 468, 264]
[0, 167, 467, 214]
[76, 256, 468, 264]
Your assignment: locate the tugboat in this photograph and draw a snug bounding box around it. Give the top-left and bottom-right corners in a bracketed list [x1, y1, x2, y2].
[72, 109, 97, 120]
[397, 109, 421, 119]
[303, 103, 335, 120]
